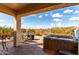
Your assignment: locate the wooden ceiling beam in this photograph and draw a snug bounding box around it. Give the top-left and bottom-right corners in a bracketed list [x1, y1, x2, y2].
[0, 3, 79, 17]
[17, 3, 79, 17]
[0, 4, 16, 16]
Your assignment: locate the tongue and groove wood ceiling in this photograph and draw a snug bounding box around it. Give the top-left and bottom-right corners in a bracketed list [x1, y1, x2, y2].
[0, 3, 78, 16]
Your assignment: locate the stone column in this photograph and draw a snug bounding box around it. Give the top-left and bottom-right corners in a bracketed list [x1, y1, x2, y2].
[14, 16, 22, 47]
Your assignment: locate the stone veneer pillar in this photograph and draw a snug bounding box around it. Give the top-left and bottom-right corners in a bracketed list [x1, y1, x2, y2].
[14, 16, 22, 47]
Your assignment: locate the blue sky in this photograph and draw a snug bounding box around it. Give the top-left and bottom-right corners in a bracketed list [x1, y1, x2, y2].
[0, 5, 79, 29]
[0, 13, 14, 28]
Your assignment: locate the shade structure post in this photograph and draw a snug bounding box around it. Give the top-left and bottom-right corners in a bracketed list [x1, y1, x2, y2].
[14, 15, 22, 47]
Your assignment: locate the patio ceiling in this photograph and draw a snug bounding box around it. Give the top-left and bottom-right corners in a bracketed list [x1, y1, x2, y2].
[0, 3, 79, 16]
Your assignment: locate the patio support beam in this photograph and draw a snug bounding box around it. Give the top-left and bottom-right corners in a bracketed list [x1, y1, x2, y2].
[0, 4, 16, 16]
[14, 15, 22, 47]
[17, 3, 78, 17]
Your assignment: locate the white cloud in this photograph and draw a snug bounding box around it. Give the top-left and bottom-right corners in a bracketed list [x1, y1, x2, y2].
[64, 9, 73, 13]
[7, 23, 12, 26]
[0, 23, 6, 27]
[69, 17, 79, 21]
[57, 22, 62, 27]
[21, 25, 27, 29]
[38, 15, 43, 18]
[51, 13, 63, 18]
[24, 25, 51, 29]
[67, 24, 79, 27]
[0, 19, 5, 22]
[75, 10, 79, 13]
[21, 19, 25, 22]
[29, 14, 36, 16]
[51, 23, 55, 27]
[45, 14, 48, 16]
[53, 19, 61, 22]
[51, 22, 65, 27]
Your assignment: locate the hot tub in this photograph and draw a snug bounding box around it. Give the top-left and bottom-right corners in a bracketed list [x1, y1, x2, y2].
[43, 34, 78, 55]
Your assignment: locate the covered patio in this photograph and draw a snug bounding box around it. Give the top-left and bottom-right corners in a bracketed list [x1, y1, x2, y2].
[0, 3, 78, 55]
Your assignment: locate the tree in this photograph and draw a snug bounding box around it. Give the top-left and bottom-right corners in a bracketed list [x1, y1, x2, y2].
[0, 26, 14, 38]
